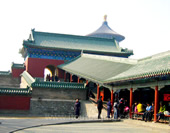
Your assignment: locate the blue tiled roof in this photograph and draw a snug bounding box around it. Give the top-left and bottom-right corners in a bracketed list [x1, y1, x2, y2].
[24, 29, 122, 54]
[87, 21, 125, 42]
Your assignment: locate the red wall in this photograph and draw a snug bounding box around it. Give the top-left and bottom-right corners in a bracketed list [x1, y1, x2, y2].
[25, 58, 65, 78]
[12, 68, 25, 78]
[58, 69, 65, 79]
[0, 95, 31, 110]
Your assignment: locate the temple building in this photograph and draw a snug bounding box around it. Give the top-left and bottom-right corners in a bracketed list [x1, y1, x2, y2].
[0, 16, 169, 122]
[18, 15, 133, 78]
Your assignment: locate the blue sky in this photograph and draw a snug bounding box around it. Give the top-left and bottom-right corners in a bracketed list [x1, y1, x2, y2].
[0, 0, 170, 71]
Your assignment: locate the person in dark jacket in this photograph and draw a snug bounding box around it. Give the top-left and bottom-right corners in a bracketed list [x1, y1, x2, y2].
[119, 98, 125, 118]
[97, 96, 103, 119]
[107, 99, 111, 118]
[148, 102, 154, 121]
[55, 75, 58, 82]
[142, 103, 152, 122]
[74, 98, 81, 118]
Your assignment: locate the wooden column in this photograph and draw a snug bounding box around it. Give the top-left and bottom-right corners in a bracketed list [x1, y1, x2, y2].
[77, 77, 80, 83]
[111, 89, 114, 106]
[86, 80, 88, 85]
[129, 88, 133, 118]
[111, 89, 114, 117]
[97, 84, 100, 100]
[154, 86, 159, 122]
[102, 88, 104, 101]
[70, 74, 72, 82]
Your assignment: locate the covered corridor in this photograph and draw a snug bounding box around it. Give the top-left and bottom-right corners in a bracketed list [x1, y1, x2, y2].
[58, 51, 170, 122]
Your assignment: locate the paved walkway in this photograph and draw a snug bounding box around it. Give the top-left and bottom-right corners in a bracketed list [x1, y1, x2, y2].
[16, 121, 170, 133]
[0, 117, 169, 133]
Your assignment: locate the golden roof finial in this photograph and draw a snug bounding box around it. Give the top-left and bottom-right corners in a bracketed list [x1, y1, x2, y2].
[104, 15, 107, 21]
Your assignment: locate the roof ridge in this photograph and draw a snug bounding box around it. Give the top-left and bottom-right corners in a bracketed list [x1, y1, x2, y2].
[33, 30, 114, 42]
[138, 50, 170, 62]
[82, 53, 137, 64]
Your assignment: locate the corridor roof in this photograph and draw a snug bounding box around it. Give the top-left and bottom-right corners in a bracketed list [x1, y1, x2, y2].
[104, 50, 170, 83]
[58, 51, 170, 84]
[58, 53, 136, 83]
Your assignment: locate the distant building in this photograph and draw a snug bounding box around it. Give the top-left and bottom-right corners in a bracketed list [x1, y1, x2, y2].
[18, 15, 133, 78]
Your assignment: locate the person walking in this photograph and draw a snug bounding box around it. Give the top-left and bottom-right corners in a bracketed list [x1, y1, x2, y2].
[97, 96, 103, 119]
[113, 100, 118, 119]
[74, 98, 81, 119]
[119, 98, 125, 118]
[107, 99, 111, 118]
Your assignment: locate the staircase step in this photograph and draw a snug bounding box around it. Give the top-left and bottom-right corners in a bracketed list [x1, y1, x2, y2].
[81, 100, 107, 119]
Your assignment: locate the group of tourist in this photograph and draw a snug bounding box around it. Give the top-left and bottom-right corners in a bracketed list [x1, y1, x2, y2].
[45, 74, 59, 82]
[97, 96, 129, 119]
[74, 97, 170, 120]
[133, 101, 170, 122]
[113, 98, 130, 119]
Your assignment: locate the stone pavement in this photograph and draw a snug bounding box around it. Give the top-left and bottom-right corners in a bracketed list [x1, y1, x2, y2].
[0, 117, 169, 133]
[16, 121, 170, 133]
[0, 117, 118, 133]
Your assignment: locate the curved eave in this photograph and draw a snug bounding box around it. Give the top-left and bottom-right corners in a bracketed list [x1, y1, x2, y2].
[104, 69, 170, 84]
[58, 55, 105, 84]
[11, 63, 25, 69]
[0, 71, 11, 76]
[33, 30, 115, 42]
[21, 71, 35, 86]
[31, 81, 87, 89]
[0, 87, 32, 95]
[58, 66, 104, 84]
[23, 41, 133, 57]
[87, 33, 125, 42]
[87, 21, 125, 42]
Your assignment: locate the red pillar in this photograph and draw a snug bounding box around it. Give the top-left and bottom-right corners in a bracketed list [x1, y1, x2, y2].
[111, 89, 114, 117]
[102, 88, 104, 101]
[86, 80, 88, 85]
[97, 84, 100, 100]
[70, 74, 72, 82]
[129, 88, 133, 118]
[100, 88, 104, 101]
[111, 89, 114, 106]
[154, 86, 159, 122]
[77, 77, 80, 83]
